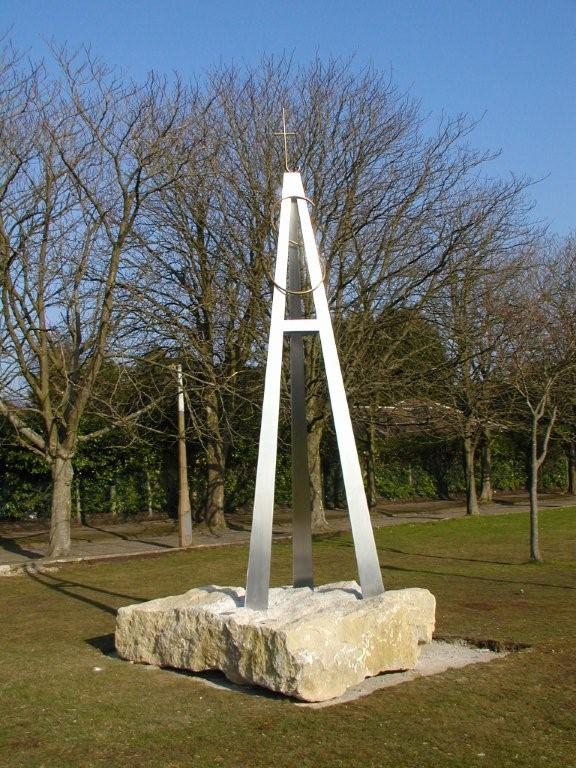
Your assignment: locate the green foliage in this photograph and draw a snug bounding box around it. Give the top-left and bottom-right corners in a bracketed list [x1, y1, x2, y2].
[75, 448, 169, 519]
[541, 448, 569, 491]
[223, 437, 293, 512]
[272, 447, 294, 506]
[76, 472, 162, 518]
[0, 475, 51, 520]
[374, 435, 465, 500]
[0, 439, 51, 519]
[0, 416, 171, 520]
[487, 434, 569, 493]
[375, 461, 437, 499]
[487, 434, 528, 492]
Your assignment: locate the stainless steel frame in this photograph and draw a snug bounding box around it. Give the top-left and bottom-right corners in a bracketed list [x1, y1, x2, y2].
[245, 173, 384, 610]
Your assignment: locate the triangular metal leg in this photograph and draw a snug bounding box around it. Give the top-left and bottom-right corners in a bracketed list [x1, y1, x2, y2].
[287, 203, 314, 589]
[244, 190, 291, 611]
[245, 173, 384, 610]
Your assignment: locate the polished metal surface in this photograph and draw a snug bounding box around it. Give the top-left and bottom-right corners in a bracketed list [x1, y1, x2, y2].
[283, 319, 320, 333]
[244, 186, 292, 610]
[288, 203, 313, 589]
[296, 192, 384, 598]
[245, 171, 384, 610]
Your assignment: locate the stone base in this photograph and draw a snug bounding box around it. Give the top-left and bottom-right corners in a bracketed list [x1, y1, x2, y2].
[115, 581, 435, 702]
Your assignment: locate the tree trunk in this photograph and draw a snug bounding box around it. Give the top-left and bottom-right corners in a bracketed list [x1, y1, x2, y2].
[365, 418, 378, 508]
[48, 456, 74, 558]
[529, 416, 542, 562]
[434, 468, 450, 500]
[566, 441, 576, 495]
[529, 449, 540, 562]
[426, 446, 451, 499]
[329, 463, 343, 508]
[145, 470, 154, 518]
[205, 437, 227, 530]
[74, 477, 83, 525]
[204, 390, 227, 531]
[479, 429, 494, 503]
[407, 464, 414, 491]
[528, 402, 556, 563]
[463, 434, 479, 515]
[308, 420, 328, 531]
[110, 484, 118, 519]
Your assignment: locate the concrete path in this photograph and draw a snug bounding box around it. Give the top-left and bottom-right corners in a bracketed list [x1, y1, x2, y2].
[1, 494, 574, 573]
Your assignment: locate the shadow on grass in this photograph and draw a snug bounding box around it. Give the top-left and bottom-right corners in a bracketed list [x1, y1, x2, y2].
[379, 545, 514, 567]
[173, 668, 290, 701]
[332, 537, 544, 569]
[25, 569, 148, 615]
[125, 661, 288, 702]
[0, 535, 44, 560]
[379, 561, 576, 590]
[312, 531, 344, 542]
[82, 523, 175, 549]
[225, 520, 249, 532]
[87, 633, 116, 653]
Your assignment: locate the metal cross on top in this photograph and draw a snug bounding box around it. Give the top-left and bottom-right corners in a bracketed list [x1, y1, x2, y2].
[273, 108, 296, 172]
[245, 169, 385, 610]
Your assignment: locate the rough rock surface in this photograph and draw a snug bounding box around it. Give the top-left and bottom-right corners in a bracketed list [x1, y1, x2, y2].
[115, 581, 435, 702]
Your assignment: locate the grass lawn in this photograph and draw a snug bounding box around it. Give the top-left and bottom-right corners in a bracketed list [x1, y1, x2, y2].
[1, 508, 575, 768]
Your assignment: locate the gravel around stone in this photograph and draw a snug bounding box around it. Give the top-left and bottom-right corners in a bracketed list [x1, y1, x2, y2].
[300, 640, 510, 707]
[140, 638, 510, 707]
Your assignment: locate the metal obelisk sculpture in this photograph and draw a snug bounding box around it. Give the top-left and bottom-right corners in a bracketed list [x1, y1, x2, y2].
[245, 164, 385, 610]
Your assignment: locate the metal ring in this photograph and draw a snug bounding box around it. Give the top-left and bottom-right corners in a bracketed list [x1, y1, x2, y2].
[267, 194, 324, 294]
[280, 193, 315, 207]
[265, 254, 327, 296]
[270, 194, 315, 232]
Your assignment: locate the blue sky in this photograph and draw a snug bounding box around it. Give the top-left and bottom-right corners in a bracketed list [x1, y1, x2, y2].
[2, 0, 574, 237]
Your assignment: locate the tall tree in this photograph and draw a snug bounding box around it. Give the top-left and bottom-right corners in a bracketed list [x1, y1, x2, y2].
[0, 50, 197, 556]
[549, 236, 576, 495]
[135, 56, 537, 529]
[427, 229, 535, 515]
[506, 239, 576, 560]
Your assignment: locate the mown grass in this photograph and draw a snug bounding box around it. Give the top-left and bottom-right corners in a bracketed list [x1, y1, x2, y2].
[1, 508, 575, 768]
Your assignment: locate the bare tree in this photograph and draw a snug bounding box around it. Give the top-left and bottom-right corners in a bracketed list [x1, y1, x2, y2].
[2, 47, 543, 545]
[549, 236, 576, 495]
[289, 64, 536, 526]
[425, 202, 536, 515]
[506, 239, 576, 560]
[127, 93, 273, 529]
[0, 49, 197, 556]
[135, 56, 539, 530]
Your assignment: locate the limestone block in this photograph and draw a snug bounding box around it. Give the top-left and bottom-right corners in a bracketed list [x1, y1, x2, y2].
[380, 586, 436, 643]
[115, 582, 435, 702]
